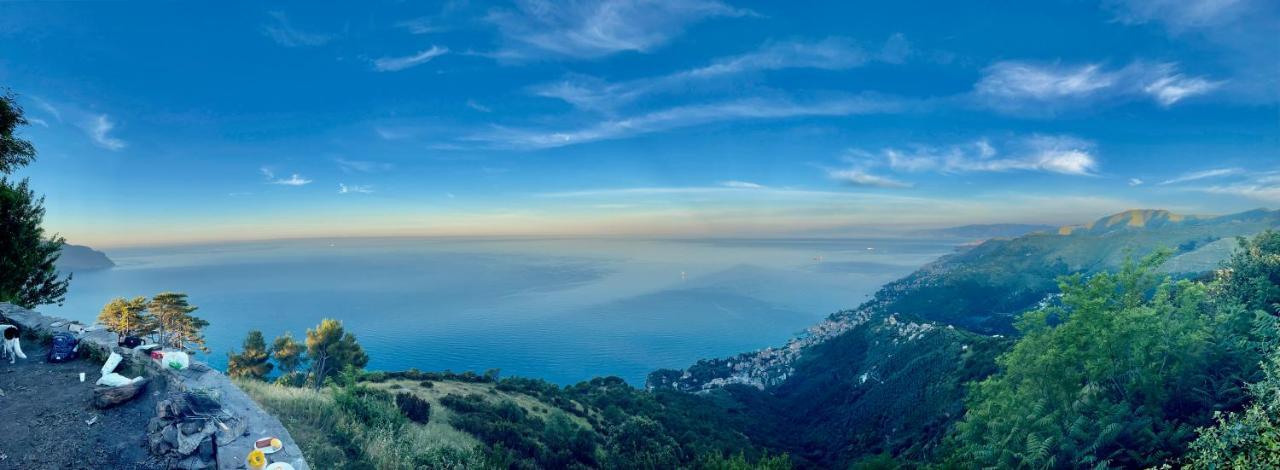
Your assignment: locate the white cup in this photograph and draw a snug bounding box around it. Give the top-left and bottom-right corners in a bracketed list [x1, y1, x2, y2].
[79, 372, 85, 382]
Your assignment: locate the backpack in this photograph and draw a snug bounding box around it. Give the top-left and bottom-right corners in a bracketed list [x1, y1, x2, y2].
[48, 332, 79, 363]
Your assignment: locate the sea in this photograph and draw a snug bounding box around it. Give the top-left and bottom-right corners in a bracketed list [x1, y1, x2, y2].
[42, 237, 960, 385]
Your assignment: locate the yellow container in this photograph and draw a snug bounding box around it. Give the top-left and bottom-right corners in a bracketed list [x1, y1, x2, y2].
[247, 449, 267, 470]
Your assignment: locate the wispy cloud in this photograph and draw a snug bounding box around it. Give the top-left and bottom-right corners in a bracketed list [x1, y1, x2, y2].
[1129, 178, 1144, 186]
[485, 0, 754, 60]
[1107, 0, 1276, 101]
[338, 183, 374, 194]
[334, 157, 393, 173]
[466, 100, 493, 113]
[261, 11, 332, 48]
[261, 167, 312, 186]
[974, 60, 1222, 112]
[720, 180, 765, 189]
[827, 169, 913, 188]
[30, 97, 61, 121]
[1159, 167, 1243, 185]
[373, 45, 448, 72]
[28, 117, 48, 127]
[841, 135, 1099, 182]
[84, 114, 126, 151]
[531, 36, 883, 111]
[396, 17, 445, 35]
[1190, 171, 1280, 202]
[468, 94, 911, 149]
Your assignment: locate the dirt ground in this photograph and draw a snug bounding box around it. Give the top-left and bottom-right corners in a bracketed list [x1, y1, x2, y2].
[0, 342, 166, 469]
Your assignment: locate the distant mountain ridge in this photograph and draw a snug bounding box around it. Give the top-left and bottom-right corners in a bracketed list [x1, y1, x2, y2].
[56, 243, 115, 272]
[914, 223, 1055, 239]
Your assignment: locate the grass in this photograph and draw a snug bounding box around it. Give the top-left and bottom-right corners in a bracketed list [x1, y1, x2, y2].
[368, 378, 594, 431]
[236, 379, 485, 469]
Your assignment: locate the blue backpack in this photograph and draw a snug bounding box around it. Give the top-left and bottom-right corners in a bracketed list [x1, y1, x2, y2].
[48, 332, 79, 363]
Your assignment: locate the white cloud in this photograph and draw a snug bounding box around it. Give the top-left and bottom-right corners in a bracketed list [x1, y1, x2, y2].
[485, 0, 754, 60]
[1107, 0, 1276, 101]
[30, 97, 61, 121]
[261, 11, 331, 48]
[1159, 167, 1242, 185]
[261, 167, 312, 186]
[1129, 178, 1144, 186]
[373, 46, 448, 72]
[1190, 171, 1280, 202]
[720, 180, 765, 189]
[974, 60, 1221, 112]
[1144, 74, 1223, 106]
[334, 157, 393, 173]
[28, 117, 48, 127]
[338, 183, 374, 194]
[84, 114, 126, 151]
[466, 100, 493, 113]
[468, 94, 909, 149]
[850, 135, 1099, 178]
[827, 169, 913, 188]
[531, 36, 882, 111]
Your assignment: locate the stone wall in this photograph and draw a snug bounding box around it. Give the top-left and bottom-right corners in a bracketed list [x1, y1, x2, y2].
[0, 303, 310, 470]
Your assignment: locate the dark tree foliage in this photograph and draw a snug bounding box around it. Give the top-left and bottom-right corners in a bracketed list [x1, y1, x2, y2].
[0, 92, 36, 174]
[0, 92, 68, 308]
[0, 178, 69, 307]
[947, 235, 1280, 469]
[394, 392, 431, 424]
[228, 330, 274, 380]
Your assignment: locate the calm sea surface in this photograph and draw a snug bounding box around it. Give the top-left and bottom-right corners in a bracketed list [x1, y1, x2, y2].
[43, 237, 959, 385]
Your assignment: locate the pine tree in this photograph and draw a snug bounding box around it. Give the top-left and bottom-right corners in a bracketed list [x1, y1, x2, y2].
[0, 92, 68, 307]
[0, 91, 36, 174]
[147, 292, 208, 352]
[272, 332, 304, 374]
[227, 330, 273, 380]
[97, 296, 151, 338]
[305, 319, 368, 390]
[271, 332, 306, 386]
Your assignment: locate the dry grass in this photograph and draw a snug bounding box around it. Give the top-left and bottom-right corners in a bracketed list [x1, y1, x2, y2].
[236, 379, 483, 469]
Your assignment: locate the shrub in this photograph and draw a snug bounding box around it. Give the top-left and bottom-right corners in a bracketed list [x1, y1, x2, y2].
[395, 392, 431, 424]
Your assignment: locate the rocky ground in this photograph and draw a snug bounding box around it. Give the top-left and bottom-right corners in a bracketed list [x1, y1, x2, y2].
[0, 342, 165, 469]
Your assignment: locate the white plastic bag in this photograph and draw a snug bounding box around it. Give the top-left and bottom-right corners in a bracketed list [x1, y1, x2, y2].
[157, 350, 189, 370]
[101, 352, 123, 375]
[96, 372, 142, 387]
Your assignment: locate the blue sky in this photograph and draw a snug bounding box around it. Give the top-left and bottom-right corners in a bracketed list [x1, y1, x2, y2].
[1, 0, 1276, 247]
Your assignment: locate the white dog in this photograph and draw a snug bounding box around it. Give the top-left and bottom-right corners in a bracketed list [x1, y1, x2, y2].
[1, 324, 26, 364]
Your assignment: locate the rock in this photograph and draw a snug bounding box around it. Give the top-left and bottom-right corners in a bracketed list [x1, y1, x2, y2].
[180, 421, 203, 435]
[196, 438, 215, 460]
[176, 422, 213, 455]
[92, 379, 150, 409]
[161, 425, 179, 448]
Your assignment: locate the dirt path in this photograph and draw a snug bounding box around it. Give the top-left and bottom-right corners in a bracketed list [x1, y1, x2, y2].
[0, 342, 166, 469]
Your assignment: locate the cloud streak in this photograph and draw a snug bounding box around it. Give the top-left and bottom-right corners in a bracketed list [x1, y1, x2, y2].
[261, 167, 312, 186]
[338, 183, 374, 194]
[485, 0, 754, 60]
[1159, 167, 1243, 185]
[975, 60, 1222, 112]
[468, 94, 912, 149]
[827, 169, 913, 188]
[853, 136, 1100, 177]
[84, 114, 126, 151]
[530, 36, 881, 110]
[261, 11, 331, 48]
[373, 46, 448, 72]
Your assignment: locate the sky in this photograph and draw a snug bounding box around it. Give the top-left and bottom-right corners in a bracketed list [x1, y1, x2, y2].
[0, 0, 1277, 247]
